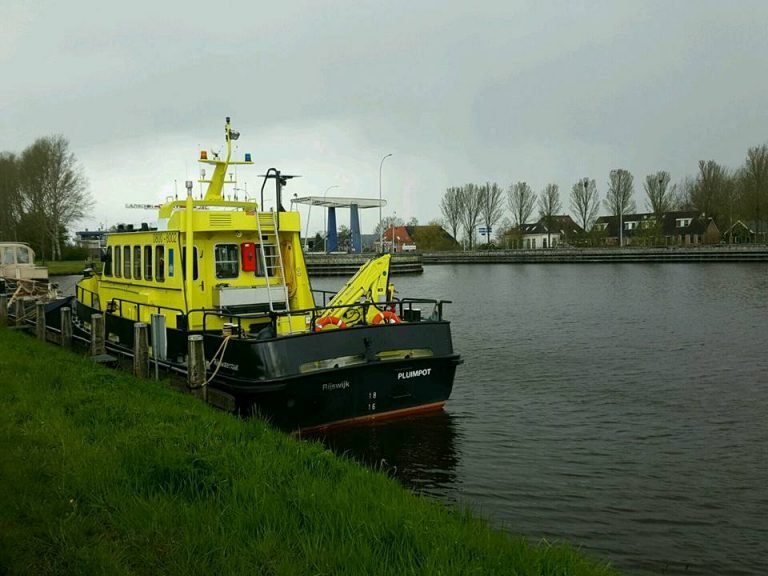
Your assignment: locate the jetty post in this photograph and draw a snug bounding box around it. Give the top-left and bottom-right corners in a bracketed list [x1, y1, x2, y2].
[14, 299, 24, 327]
[187, 334, 206, 400]
[0, 294, 7, 324]
[60, 307, 72, 349]
[133, 323, 149, 378]
[150, 313, 167, 380]
[35, 302, 46, 341]
[91, 313, 106, 356]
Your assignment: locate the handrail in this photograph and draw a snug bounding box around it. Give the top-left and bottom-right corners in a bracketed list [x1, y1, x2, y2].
[76, 284, 99, 309]
[107, 297, 185, 322]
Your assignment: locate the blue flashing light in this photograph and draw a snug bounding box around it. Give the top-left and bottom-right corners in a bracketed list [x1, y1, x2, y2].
[245, 153, 252, 162]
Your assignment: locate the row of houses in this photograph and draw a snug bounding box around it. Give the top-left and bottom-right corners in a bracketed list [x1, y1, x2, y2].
[76, 212, 758, 255]
[502, 211, 759, 249]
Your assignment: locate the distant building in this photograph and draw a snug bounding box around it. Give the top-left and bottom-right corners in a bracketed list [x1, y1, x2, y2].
[594, 210, 720, 246]
[504, 215, 584, 249]
[380, 226, 416, 253]
[723, 220, 755, 244]
[75, 229, 108, 258]
[406, 225, 460, 251]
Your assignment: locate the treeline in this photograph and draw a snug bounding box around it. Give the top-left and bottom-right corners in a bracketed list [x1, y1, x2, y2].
[0, 136, 91, 260]
[440, 144, 768, 247]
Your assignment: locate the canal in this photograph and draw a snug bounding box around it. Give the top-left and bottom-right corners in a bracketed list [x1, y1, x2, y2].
[310, 263, 768, 576]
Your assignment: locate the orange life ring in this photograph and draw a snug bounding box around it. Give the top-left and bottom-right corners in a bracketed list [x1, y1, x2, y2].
[315, 316, 347, 331]
[372, 310, 401, 325]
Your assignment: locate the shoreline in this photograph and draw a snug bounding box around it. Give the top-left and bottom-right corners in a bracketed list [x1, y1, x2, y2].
[422, 245, 768, 264]
[0, 326, 618, 575]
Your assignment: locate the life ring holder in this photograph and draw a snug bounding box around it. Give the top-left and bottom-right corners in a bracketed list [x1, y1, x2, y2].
[372, 310, 401, 325]
[314, 316, 347, 332]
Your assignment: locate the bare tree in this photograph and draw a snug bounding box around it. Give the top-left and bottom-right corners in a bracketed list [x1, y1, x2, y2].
[690, 160, 730, 228]
[457, 184, 482, 249]
[537, 183, 561, 248]
[604, 169, 636, 246]
[742, 144, 768, 241]
[440, 186, 463, 243]
[0, 153, 21, 241]
[19, 136, 91, 260]
[644, 171, 675, 217]
[570, 177, 599, 232]
[479, 182, 504, 244]
[507, 181, 536, 227]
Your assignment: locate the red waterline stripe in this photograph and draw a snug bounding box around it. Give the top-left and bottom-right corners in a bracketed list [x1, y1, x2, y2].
[294, 401, 446, 435]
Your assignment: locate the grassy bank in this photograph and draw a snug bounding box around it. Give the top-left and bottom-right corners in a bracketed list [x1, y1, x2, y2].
[36, 259, 95, 275]
[0, 328, 618, 576]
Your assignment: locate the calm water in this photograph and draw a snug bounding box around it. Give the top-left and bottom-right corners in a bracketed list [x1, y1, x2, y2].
[310, 263, 768, 576]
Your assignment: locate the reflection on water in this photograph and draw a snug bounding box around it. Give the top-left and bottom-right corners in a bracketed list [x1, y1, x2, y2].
[312, 264, 768, 576]
[306, 410, 461, 497]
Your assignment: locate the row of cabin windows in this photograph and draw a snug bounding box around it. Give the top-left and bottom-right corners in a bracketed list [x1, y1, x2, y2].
[103, 243, 270, 281]
[104, 245, 168, 281]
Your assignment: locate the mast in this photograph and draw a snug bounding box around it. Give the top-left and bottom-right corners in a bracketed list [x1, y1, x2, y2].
[200, 117, 252, 201]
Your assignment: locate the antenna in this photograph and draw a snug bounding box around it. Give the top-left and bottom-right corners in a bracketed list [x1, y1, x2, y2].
[174, 179, 178, 200]
[185, 180, 193, 196]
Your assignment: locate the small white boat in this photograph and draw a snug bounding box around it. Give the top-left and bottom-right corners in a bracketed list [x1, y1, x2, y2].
[0, 243, 49, 281]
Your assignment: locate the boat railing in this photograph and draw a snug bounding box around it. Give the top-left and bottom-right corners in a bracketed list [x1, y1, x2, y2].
[76, 284, 100, 309]
[107, 297, 185, 322]
[185, 296, 451, 337]
[311, 288, 338, 307]
[188, 308, 271, 334]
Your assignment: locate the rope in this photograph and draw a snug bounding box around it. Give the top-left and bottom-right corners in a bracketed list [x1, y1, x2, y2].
[203, 334, 233, 386]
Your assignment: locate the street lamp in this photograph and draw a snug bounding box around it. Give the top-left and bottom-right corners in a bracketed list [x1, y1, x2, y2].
[379, 153, 393, 253]
[323, 185, 339, 253]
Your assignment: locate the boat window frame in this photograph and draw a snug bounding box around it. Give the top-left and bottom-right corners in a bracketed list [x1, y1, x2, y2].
[104, 246, 113, 276]
[123, 245, 131, 278]
[16, 246, 31, 264]
[1, 246, 14, 265]
[155, 245, 165, 282]
[180, 246, 199, 281]
[144, 245, 152, 281]
[133, 245, 141, 279]
[168, 248, 175, 278]
[114, 245, 121, 277]
[214, 243, 239, 279]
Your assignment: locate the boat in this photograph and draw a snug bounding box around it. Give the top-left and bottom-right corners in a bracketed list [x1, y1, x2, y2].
[0, 242, 60, 306]
[74, 118, 461, 431]
[0, 243, 49, 281]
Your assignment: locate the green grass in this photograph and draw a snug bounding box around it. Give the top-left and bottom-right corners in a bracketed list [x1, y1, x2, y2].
[36, 260, 99, 275]
[0, 327, 619, 576]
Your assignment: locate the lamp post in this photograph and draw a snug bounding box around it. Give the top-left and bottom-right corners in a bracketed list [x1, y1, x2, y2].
[323, 185, 339, 253]
[379, 153, 392, 253]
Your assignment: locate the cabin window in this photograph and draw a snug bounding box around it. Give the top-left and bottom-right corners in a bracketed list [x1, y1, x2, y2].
[168, 248, 175, 277]
[133, 246, 141, 279]
[180, 247, 199, 280]
[2, 247, 14, 265]
[123, 246, 131, 278]
[144, 246, 152, 280]
[114, 245, 121, 277]
[214, 244, 239, 278]
[16, 246, 30, 264]
[155, 245, 165, 282]
[104, 247, 112, 276]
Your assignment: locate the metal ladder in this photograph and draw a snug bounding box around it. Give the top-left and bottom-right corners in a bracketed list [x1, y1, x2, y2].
[255, 210, 291, 322]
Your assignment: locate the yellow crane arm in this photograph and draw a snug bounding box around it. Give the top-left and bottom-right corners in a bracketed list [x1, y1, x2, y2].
[318, 254, 393, 326]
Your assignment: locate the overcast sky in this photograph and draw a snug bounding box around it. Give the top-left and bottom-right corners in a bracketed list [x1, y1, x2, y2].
[2, 0, 767, 235]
